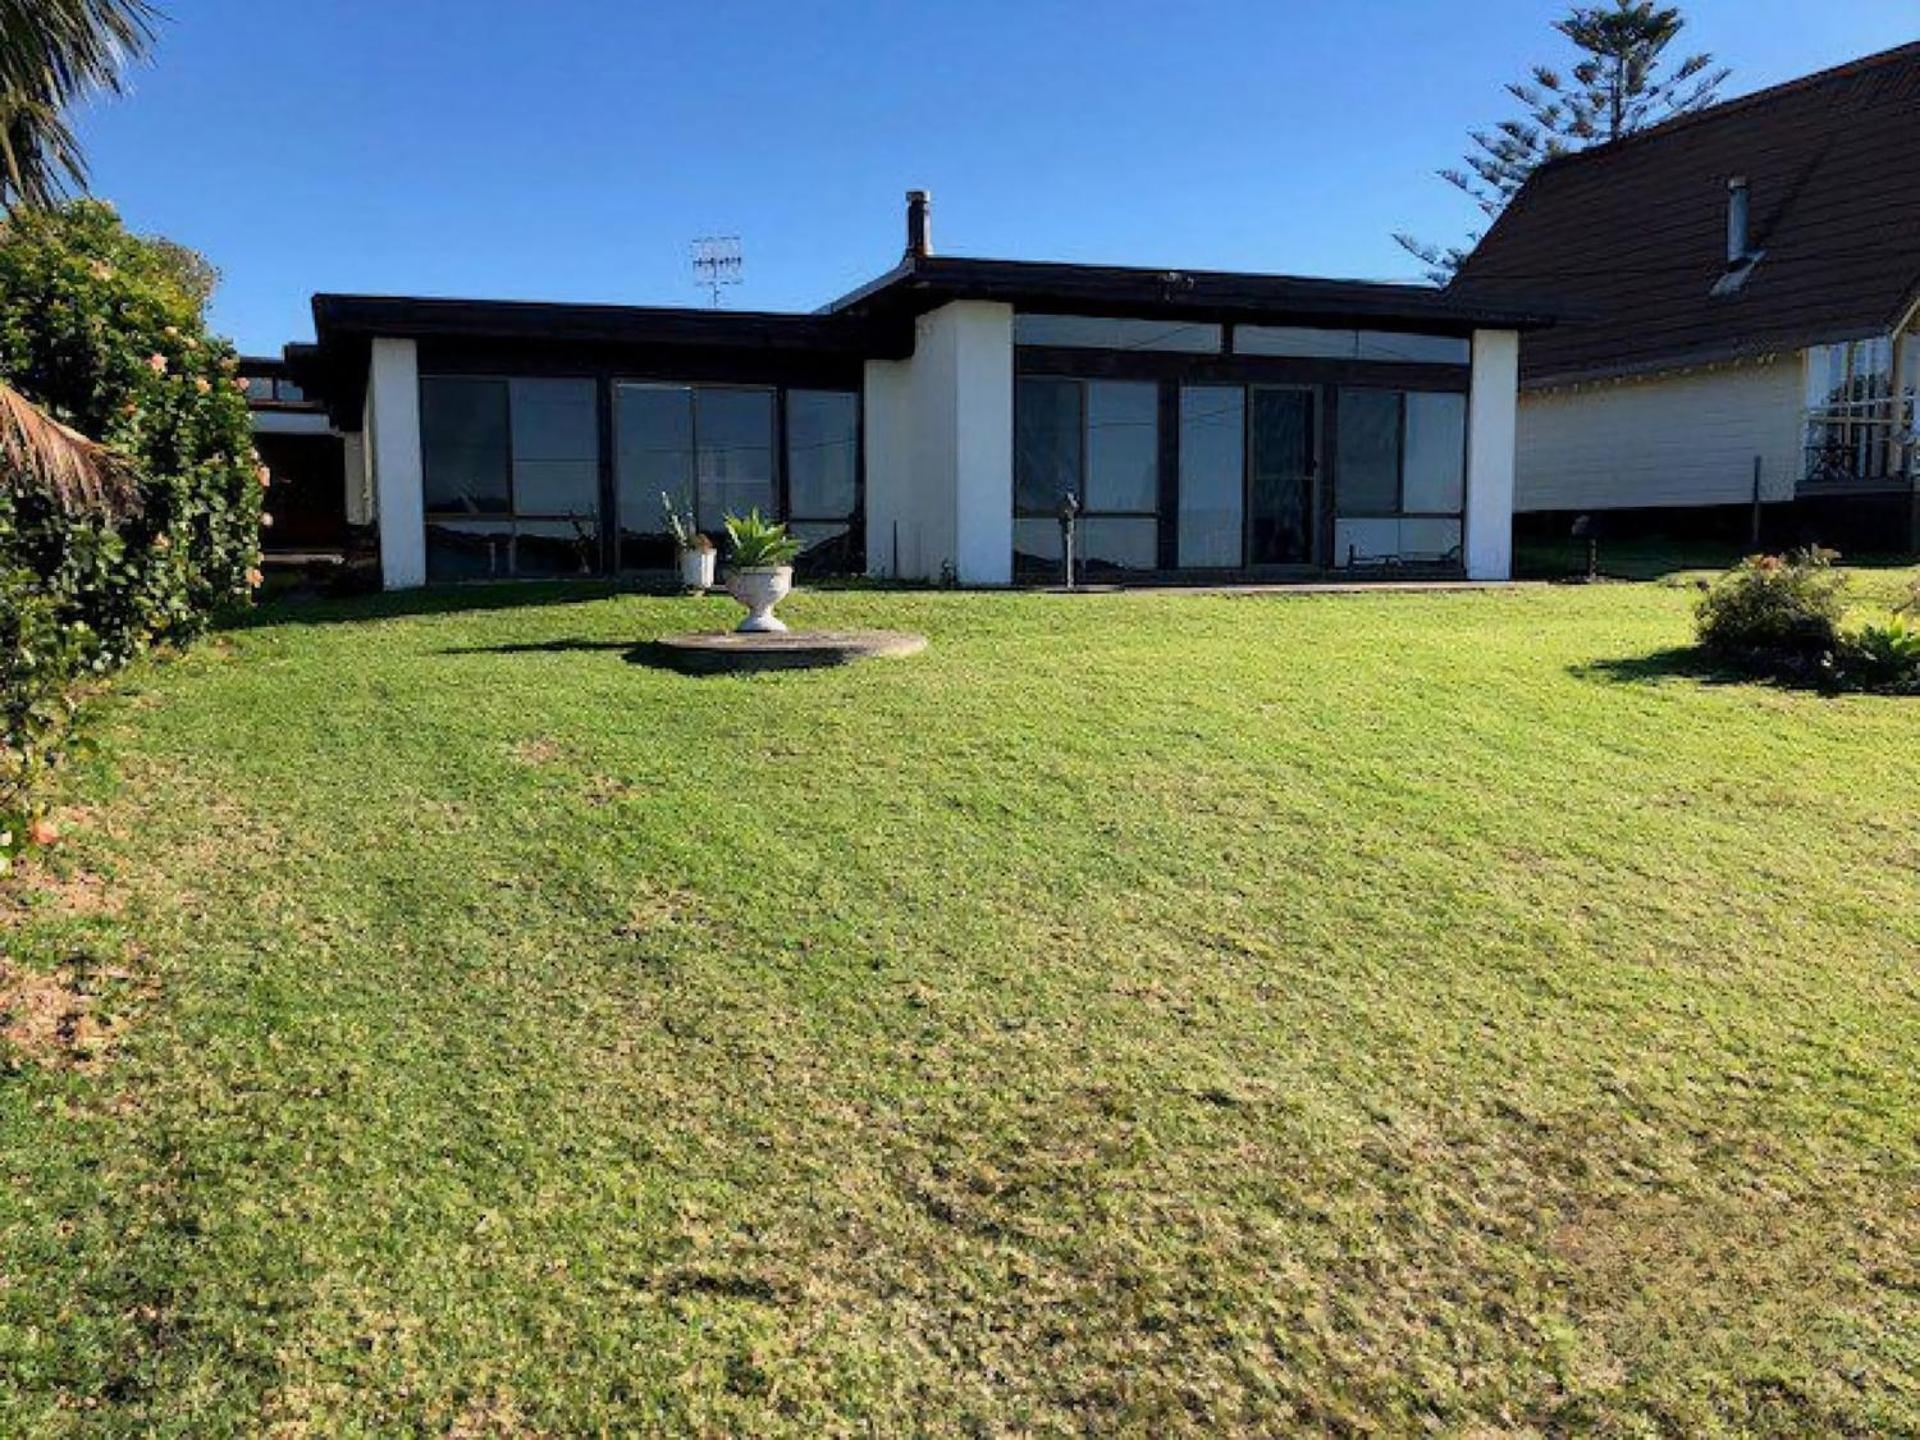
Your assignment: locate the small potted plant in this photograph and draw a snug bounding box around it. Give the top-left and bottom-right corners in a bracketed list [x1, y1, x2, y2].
[722, 509, 802, 633]
[662, 490, 716, 593]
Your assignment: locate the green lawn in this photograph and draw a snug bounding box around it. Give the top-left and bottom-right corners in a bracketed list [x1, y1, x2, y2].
[3, 575, 1917, 1436]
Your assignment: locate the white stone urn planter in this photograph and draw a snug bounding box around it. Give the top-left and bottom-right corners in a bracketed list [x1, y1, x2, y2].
[678, 546, 716, 593]
[726, 565, 794, 633]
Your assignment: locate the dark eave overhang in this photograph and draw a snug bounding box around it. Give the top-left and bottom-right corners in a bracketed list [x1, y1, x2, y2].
[303, 261, 1555, 425]
[307, 294, 883, 426]
[826, 254, 1556, 335]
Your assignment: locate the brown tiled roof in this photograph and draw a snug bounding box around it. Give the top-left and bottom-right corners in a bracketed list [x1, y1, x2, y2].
[1450, 42, 1920, 387]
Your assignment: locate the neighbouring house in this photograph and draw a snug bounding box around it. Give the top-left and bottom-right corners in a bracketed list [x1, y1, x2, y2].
[239, 355, 356, 554]
[275, 192, 1547, 590]
[1450, 42, 1920, 553]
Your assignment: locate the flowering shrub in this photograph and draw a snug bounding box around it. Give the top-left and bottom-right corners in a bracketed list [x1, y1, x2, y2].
[0, 548, 78, 875]
[0, 201, 261, 665]
[1695, 549, 1920, 694]
[0, 202, 261, 855]
[1694, 548, 1846, 665]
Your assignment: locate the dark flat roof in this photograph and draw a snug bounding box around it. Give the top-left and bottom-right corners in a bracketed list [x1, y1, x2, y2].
[298, 254, 1552, 421]
[826, 253, 1554, 333]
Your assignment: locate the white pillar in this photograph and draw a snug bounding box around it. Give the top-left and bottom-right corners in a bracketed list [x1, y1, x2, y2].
[862, 301, 1013, 584]
[367, 337, 425, 589]
[861, 358, 912, 579]
[935, 301, 1014, 585]
[1466, 329, 1519, 581]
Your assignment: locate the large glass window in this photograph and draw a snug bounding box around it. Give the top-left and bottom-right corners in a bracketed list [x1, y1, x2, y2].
[786, 390, 859, 520]
[784, 389, 860, 571]
[613, 382, 858, 571]
[1178, 387, 1245, 568]
[509, 378, 599, 516]
[695, 388, 775, 524]
[1014, 376, 1160, 578]
[1086, 382, 1159, 512]
[422, 377, 510, 514]
[1015, 377, 1082, 514]
[420, 375, 600, 579]
[1332, 387, 1465, 569]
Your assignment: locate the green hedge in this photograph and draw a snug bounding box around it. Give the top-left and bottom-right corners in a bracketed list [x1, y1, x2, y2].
[0, 202, 261, 867]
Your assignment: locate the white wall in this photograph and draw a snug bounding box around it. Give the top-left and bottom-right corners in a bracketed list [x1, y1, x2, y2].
[1515, 355, 1803, 512]
[366, 337, 425, 589]
[862, 300, 1014, 584]
[861, 358, 912, 578]
[1466, 329, 1519, 581]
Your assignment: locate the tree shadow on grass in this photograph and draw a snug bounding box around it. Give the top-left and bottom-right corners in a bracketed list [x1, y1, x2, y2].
[438, 638, 639, 657]
[1571, 647, 1734, 686]
[223, 580, 638, 632]
[1572, 646, 1848, 696]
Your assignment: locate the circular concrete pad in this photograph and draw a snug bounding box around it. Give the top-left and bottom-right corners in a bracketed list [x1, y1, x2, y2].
[653, 628, 927, 675]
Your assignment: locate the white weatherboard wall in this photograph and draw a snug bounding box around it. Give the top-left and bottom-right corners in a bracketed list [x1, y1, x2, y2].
[863, 300, 1014, 584]
[1515, 355, 1803, 512]
[1465, 329, 1519, 581]
[366, 337, 425, 589]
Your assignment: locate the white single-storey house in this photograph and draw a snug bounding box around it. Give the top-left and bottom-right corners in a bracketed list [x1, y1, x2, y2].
[1450, 42, 1920, 551]
[278, 193, 1548, 589]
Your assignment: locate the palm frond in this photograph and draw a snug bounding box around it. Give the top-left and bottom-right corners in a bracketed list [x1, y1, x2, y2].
[0, 0, 159, 209]
[0, 381, 138, 516]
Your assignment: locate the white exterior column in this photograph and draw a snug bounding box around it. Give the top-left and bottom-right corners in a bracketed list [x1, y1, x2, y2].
[935, 301, 1014, 584]
[1466, 328, 1520, 581]
[861, 358, 913, 579]
[367, 337, 425, 589]
[861, 300, 1014, 584]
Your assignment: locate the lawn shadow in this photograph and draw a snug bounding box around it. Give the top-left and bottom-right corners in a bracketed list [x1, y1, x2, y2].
[439, 638, 640, 657]
[225, 580, 640, 632]
[1571, 646, 1731, 686]
[436, 637, 726, 676]
[1572, 645, 1845, 695]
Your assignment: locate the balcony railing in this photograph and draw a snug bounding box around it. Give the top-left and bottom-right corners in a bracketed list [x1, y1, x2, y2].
[1801, 395, 1916, 492]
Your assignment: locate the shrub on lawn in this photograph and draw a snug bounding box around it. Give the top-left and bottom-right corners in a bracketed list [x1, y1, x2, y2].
[1839, 615, 1920, 694]
[1694, 549, 1920, 693]
[1694, 548, 1846, 668]
[0, 202, 261, 862]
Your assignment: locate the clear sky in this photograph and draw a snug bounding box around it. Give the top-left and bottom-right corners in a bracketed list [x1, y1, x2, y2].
[69, 0, 1915, 355]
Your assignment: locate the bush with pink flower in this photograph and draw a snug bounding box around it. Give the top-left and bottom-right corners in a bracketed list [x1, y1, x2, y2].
[0, 201, 262, 863]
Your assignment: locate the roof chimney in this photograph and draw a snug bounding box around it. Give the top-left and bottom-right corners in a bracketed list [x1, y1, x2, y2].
[905, 189, 932, 260]
[1726, 175, 1750, 265]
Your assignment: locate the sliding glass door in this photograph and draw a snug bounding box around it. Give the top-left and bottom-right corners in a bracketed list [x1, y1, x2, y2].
[1176, 383, 1317, 569]
[612, 381, 859, 571]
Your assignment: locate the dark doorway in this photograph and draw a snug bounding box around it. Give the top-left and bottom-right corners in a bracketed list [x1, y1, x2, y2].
[1248, 386, 1316, 565]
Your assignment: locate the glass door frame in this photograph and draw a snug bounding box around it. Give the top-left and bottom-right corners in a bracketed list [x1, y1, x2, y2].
[1244, 382, 1323, 572]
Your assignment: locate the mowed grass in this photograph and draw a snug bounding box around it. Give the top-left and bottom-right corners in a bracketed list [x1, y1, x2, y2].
[2, 574, 1917, 1436]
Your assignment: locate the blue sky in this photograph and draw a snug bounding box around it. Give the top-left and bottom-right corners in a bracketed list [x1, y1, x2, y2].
[71, 0, 1914, 355]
